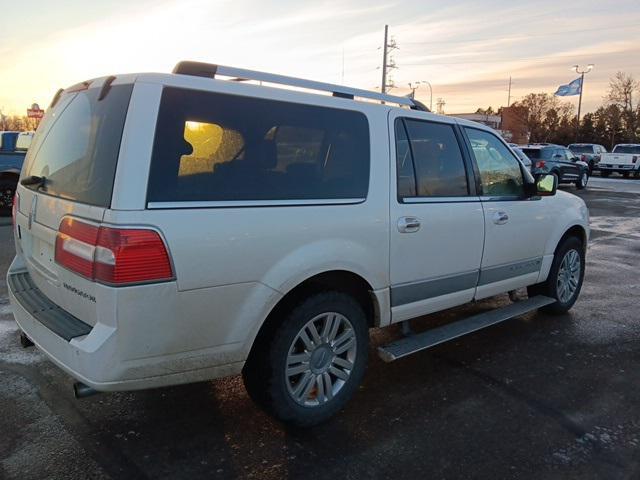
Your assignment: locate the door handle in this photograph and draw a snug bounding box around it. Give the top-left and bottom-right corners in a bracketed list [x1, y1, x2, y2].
[493, 211, 509, 225]
[398, 216, 421, 233]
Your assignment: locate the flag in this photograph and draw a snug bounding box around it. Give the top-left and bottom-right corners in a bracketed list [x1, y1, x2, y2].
[554, 77, 582, 96]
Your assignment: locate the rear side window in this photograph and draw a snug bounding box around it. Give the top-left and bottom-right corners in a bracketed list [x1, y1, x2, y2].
[147, 88, 370, 203]
[23, 84, 133, 207]
[395, 118, 468, 198]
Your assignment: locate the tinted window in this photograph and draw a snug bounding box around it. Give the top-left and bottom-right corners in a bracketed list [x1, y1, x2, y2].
[23, 85, 133, 207]
[569, 145, 594, 154]
[395, 120, 416, 197]
[400, 119, 468, 197]
[466, 128, 523, 197]
[147, 88, 370, 202]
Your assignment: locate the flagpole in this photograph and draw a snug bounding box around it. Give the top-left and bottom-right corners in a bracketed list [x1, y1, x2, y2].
[573, 64, 593, 142]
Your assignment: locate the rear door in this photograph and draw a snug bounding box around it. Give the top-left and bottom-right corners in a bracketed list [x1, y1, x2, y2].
[389, 112, 484, 322]
[14, 80, 133, 326]
[560, 148, 580, 180]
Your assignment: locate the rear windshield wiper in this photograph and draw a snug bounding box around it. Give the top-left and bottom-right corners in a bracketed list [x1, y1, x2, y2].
[20, 176, 47, 190]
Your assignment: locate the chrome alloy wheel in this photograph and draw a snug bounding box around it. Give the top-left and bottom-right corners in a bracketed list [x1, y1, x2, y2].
[285, 312, 357, 407]
[557, 249, 581, 303]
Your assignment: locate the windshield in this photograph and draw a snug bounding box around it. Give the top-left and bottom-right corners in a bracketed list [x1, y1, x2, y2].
[23, 84, 133, 207]
[613, 145, 640, 154]
[569, 145, 594, 154]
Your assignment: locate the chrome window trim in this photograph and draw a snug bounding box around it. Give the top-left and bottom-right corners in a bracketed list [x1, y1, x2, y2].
[147, 198, 366, 209]
[402, 196, 481, 204]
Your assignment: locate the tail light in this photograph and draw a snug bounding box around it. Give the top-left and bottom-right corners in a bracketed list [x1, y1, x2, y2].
[55, 217, 173, 286]
[581, 155, 586, 161]
[11, 192, 19, 231]
[535, 160, 546, 169]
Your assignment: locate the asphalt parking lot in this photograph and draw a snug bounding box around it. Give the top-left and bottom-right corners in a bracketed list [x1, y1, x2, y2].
[1, 177, 639, 480]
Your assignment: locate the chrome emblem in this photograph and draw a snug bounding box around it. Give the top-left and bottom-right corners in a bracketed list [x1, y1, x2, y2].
[28, 196, 37, 229]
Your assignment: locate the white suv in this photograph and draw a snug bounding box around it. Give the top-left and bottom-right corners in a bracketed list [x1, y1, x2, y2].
[8, 62, 589, 426]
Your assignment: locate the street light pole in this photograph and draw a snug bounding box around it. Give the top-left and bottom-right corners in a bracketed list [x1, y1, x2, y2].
[407, 81, 433, 111]
[573, 64, 593, 142]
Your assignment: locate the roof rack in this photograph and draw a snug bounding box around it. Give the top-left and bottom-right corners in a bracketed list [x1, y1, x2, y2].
[172, 61, 428, 111]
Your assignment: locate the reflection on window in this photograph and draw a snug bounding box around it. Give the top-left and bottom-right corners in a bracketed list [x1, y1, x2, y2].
[466, 128, 523, 196]
[179, 121, 244, 176]
[147, 87, 370, 202]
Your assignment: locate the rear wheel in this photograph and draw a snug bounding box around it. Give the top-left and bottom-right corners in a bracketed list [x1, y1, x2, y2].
[528, 236, 585, 314]
[0, 178, 17, 216]
[600, 171, 610, 178]
[575, 171, 588, 190]
[243, 291, 369, 427]
[623, 172, 630, 178]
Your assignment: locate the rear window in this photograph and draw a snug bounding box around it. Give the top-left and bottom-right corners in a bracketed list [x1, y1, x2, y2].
[520, 148, 553, 160]
[569, 145, 594, 154]
[23, 84, 133, 207]
[613, 145, 640, 154]
[147, 88, 370, 203]
[15, 133, 33, 151]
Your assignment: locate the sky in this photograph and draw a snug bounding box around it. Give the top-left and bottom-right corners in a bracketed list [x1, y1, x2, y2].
[1, 0, 639, 116]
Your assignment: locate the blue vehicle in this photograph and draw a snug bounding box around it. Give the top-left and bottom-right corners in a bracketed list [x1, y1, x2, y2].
[1, 131, 33, 214]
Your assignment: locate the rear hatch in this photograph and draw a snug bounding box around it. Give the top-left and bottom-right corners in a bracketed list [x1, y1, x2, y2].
[605, 146, 640, 166]
[14, 80, 133, 327]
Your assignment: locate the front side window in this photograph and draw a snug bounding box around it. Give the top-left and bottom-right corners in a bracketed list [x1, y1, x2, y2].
[147, 88, 370, 202]
[465, 128, 524, 197]
[396, 118, 468, 198]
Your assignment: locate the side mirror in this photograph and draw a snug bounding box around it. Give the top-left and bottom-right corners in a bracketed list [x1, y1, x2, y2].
[535, 174, 557, 196]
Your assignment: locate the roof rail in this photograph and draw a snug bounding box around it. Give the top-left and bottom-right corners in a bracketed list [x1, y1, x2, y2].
[173, 61, 424, 109]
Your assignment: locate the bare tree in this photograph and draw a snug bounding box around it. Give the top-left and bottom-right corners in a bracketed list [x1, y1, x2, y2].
[608, 72, 639, 112]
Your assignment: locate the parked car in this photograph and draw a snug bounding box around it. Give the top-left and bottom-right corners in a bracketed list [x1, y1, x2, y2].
[508, 143, 532, 169]
[8, 63, 589, 426]
[0, 131, 32, 214]
[520, 144, 589, 189]
[598, 144, 640, 178]
[568, 143, 607, 174]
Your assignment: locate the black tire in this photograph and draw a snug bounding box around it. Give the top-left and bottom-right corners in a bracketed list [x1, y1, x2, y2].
[0, 178, 17, 216]
[575, 171, 588, 190]
[622, 172, 630, 178]
[528, 236, 585, 314]
[243, 291, 369, 427]
[600, 171, 610, 178]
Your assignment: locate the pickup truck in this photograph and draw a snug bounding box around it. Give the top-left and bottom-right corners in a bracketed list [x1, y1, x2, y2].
[598, 144, 640, 178]
[0, 131, 32, 214]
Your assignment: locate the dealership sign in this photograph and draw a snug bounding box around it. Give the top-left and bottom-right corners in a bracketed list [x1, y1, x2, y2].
[27, 103, 44, 119]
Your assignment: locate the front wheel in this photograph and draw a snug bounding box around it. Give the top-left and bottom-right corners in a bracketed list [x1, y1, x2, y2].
[243, 291, 369, 427]
[576, 171, 588, 190]
[528, 236, 585, 314]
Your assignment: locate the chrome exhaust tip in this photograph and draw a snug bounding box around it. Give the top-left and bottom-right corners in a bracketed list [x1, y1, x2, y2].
[73, 382, 98, 399]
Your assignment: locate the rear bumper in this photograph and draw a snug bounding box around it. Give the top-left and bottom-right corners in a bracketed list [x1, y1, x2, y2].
[7, 260, 247, 392]
[598, 164, 638, 172]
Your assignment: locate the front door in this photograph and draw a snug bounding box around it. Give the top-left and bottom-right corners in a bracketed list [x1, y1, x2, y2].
[389, 112, 484, 322]
[461, 126, 555, 299]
